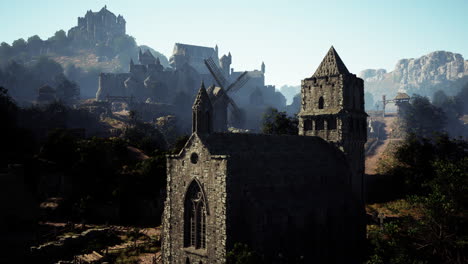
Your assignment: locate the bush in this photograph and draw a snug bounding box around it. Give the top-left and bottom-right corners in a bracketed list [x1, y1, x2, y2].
[261, 107, 298, 135]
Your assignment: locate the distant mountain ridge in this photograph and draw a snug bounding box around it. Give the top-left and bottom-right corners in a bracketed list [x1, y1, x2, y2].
[360, 51, 468, 104]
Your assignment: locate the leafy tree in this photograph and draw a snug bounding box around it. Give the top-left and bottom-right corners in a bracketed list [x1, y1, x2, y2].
[400, 95, 446, 138]
[171, 135, 190, 154]
[261, 107, 298, 135]
[112, 35, 136, 53]
[456, 82, 468, 114]
[12, 38, 27, 53]
[227, 243, 262, 264]
[123, 118, 167, 155]
[32, 56, 64, 83]
[432, 90, 449, 108]
[55, 74, 80, 104]
[432, 90, 466, 138]
[48, 30, 69, 53]
[368, 135, 468, 264]
[27, 35, 44, 55]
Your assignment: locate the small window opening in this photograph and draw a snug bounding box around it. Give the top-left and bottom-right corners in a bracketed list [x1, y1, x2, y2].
[190, 153, 198, 164]
[318, 97, 324, 109]
[328, 117, 337, 130]
[304, 120, 313, 131]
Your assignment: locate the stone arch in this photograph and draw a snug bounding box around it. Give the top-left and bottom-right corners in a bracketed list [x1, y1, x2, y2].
[318, 96, 324, 109]
[184, 179, 208, 249]
[186, 257, 190, 264]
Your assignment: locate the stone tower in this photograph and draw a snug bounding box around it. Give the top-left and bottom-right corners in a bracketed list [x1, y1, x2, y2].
[192, 82, 213, 134]
[261, 61, 265, 74]
[298, 46, 367, 203]
[219, 52, 232, 78]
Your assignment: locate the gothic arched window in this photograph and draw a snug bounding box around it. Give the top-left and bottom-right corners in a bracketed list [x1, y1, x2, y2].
[184, 180, 207, 249]
[318, 96, 324, 109]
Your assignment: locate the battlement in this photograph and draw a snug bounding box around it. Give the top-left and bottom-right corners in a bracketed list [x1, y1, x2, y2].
[68, 6, 126, 44]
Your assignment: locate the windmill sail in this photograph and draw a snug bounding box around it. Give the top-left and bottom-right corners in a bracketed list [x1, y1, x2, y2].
[226, 71, 249, 93]
[204, 57, 228, 89]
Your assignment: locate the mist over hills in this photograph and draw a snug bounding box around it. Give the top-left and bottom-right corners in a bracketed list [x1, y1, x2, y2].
[0, 6, 168, 99]
[1, 5, 467, 112]
[360, 51, 468, 107]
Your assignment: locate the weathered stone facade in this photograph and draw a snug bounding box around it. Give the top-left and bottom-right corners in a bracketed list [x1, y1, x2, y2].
[298, 46, 367, 203]
[68, 6, 125, 45]
[162, 47, 367, 263]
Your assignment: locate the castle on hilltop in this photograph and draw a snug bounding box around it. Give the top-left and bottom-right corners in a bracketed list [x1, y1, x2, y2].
[68, 5, 126, 44]
[97, 42, 285, 129]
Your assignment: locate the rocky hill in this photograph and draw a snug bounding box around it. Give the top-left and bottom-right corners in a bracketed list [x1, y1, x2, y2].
[0, 6, 169, 99]
[360, 51, 468, 106]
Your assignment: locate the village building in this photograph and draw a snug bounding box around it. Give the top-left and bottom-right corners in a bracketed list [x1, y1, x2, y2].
[161, 47, 366, 263]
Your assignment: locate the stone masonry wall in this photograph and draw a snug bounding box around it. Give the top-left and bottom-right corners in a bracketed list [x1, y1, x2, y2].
[162, 135, 227, 264]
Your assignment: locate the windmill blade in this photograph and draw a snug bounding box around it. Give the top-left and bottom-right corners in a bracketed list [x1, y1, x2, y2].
[226, 71, 249, 94]
[227, 97, 243, 124]
[204, 57, 228, 89]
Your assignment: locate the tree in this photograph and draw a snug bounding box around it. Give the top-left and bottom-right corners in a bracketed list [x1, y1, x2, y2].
[261, 107, 298, 135]
[455, 82, 468, 115]
[12, 38, 27, 53]
[400, 95, 446, 138]
[27, 35, 44, 55]
[227, 243, 262, 264]
[432, 90, 449, 108]
[367, 135, 468, 264]
[0, 42, 13, 62]
[48, 30, 69, 53]
[55, 74, 80, 105]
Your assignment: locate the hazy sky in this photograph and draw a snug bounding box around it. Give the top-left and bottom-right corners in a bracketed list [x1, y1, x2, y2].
[1, 0, 467, 87]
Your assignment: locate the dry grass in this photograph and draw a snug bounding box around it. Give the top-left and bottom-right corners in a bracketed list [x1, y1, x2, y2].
[51, 50, 123, 72]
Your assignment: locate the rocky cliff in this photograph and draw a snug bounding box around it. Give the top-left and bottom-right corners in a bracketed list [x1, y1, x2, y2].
[360, 51, 468, 105]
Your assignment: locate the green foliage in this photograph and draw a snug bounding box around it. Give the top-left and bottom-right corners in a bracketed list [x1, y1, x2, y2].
[33, 56, 64, 81]
[0, 86, 18, 128]
[12, 38, 27, 53]
[55, 74, 80, 104]
[457, 82, 468, 115]
[261, 107, 298, 135]
[227, 243, 262, 264]
[171, 135, 190, 154]
[112, 35, 137, 53]
[123, 119, 167, 155]
[384, 133, 467, 195]
[367, 135, 468, 264]
[400, 95, 446, 138]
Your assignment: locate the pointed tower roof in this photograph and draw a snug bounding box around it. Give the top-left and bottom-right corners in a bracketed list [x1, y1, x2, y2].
[312, 46, 349, 77]
[192, 82, 212, 111]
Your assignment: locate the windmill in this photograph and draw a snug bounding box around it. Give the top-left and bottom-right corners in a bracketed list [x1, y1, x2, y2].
[204, 57, 250, 131]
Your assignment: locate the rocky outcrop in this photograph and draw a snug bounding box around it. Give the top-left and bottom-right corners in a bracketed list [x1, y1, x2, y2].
[359, 69, 387, 82]
[360, 51, 468, 103]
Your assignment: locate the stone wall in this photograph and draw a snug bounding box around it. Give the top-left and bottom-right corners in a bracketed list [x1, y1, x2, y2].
[162, 135, 228, 264]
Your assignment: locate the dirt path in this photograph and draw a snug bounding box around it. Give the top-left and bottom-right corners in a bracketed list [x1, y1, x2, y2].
[365, 116, 396, 174]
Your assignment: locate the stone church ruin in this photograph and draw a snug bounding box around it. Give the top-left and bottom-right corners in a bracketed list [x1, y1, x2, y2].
[161, 47, 366, 263]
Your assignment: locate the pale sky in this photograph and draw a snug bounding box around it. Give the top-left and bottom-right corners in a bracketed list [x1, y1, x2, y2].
[1, 0, 467, 87]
